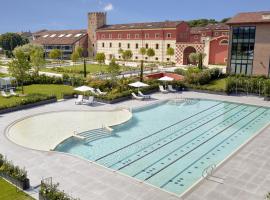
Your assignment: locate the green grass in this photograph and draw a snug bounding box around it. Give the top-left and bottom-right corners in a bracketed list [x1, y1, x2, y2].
[41, 64, 136, 75]
[0, 84, 74, 108]
[203, 78, 227, 91]
[0, 178, 34, 200]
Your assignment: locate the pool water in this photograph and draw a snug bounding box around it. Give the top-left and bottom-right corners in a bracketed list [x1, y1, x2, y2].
[55, 99, 270, 196]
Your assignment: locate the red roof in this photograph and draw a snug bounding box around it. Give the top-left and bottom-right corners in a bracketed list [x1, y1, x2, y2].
[190, 23, 229, 34]
[97, 21, 183, 31]
[227, 11, 270, 24]
[32, 29, 87, 45]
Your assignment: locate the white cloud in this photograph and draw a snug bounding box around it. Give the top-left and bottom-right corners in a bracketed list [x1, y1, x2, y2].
[104, 3, 114, 11]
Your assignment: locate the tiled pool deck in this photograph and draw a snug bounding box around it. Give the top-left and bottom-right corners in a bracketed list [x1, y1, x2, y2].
[0, 92, 270, 200]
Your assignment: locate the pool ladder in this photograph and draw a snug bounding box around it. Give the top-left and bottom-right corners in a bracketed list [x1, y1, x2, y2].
[202, 164, 224, 184]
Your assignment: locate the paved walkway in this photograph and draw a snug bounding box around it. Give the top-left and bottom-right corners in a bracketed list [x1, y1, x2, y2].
[0, 92, 269, 200]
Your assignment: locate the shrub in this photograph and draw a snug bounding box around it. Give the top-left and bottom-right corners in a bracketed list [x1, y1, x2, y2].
[0, 93, 56, 110]
[0, 156, 28, 182]
[264, 80, 270, 97]
[184, 68, 223, 85]
[40, 182, 80, 200]
[23, 74, 63, 85]
[174, 68, 186, 76]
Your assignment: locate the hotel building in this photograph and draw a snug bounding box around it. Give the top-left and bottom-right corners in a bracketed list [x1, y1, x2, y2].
[227, 11, 270, 76]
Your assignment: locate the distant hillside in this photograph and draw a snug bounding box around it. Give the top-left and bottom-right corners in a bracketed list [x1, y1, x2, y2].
[188, 18, 231, 27]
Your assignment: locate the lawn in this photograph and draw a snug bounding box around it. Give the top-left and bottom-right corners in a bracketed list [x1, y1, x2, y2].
[203, 78, 227, 91]
[0, 178, 34, 200]
[41, 63, 137, 75]
[0, 84, 74, 109]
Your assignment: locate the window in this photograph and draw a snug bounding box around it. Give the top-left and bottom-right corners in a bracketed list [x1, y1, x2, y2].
[145, 57, 148, 60]
[58, 34, 65, 38]
[155, 33, 160, 38]
[65, 34, 72, 37]
[167, 58, 170, 61]
[109, 43, 112, 48]
[118, 34, 122, 39]
[230, 26, 256, 76]
[167, 33, 172, 38]
[214, 32, 219, 36]
[119, 43, 121, 48]
[75, 33, 82, 38]
[42, 34, 49, 38]
[119, 56, 121, 59]
[136, 43, 139, 49]
[102, 43, 105, 48]
[135, 56, 138, 59]
[220, 39, 228, 45]
[167, 44, 171, 48]
[194, 35, 198, 39]
[127, 43, 130, 49]
[50, 34, 56, 38]
[146, 43, 149, 49]
[101, 34, 105, 39]
[127, 34, 130, 39]
[202, 33, 206, 36]
[135, 34, 139, 39]
[145, 33, 149, 39]
[156, 44, 159, 49]
[155, 57, 159, 61]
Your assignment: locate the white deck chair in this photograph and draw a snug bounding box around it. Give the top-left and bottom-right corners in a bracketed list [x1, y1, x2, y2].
[75, 95, 84, 105]
[132, 92, 144, 100]
[97, 88, 107, 95]
[10, 89, 17, 96]
[159, 85, 169, 94]
[84, 96, 94, 105]
[1, 90, 10, 97]
[138, 91, 151, 99]
[168, 85, 177, 93]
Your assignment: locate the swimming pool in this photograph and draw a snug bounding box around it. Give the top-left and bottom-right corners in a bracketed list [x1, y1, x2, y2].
[55, 99, 270, 196]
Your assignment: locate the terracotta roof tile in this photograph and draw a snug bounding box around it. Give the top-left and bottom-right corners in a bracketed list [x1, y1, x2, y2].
[190, 23, 229, 34]
[32, 29, 87, 45]
[227, 11, 270, 24]
[97, 21, 183, 31]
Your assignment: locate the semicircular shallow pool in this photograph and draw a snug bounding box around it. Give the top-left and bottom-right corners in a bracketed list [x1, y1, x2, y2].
[55, 99, 270, 196]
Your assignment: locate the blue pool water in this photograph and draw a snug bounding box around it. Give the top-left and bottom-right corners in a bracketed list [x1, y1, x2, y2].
[55, 99, 270, 195]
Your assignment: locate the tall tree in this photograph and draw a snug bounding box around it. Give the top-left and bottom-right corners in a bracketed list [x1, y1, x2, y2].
[71, 51, 79, 66]
[122, 50, 133, 61]
[139, 47, 146, 82]
[188, 52, 206, 69]
[147, 48, 155, 60]
[95, 52, 106, 72]
[8, 47, 31, 94]
[166, 47, 175, 64]
[0, 33, 29, 57]
[49, 49, 62, 65]
[18, 43, 45, 76]
[107, 58, 120, 87]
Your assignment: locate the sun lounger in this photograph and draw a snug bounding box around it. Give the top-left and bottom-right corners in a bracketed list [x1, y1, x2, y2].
[84, 96, 94, 105]
[10, 89, 17, 96]
[75, 95, 84, 105]
[159, 85, 169, 94]
[1, 90, 10, 97]
[132, 92, 144, 100]
[168, 85, 177, 93]
[97, 88, 107, 95]
[138, 91, 151, 99]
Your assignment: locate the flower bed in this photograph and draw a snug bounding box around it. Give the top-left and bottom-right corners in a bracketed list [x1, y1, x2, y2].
[0, 154, 30, 190]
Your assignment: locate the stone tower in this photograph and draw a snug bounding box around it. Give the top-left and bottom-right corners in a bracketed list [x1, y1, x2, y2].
[88, 12, 107, 57]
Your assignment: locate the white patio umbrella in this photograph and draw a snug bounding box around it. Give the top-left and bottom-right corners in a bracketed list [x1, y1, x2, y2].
[74, 85, 95, 95]
[158, 76, 174, 89]
[128, 81, 149, 92]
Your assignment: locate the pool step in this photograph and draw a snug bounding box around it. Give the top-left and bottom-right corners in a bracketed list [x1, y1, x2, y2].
[79, 128, 113, 143]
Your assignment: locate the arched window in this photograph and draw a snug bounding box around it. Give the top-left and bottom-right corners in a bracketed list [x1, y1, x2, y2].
[220, 39, 229, 45]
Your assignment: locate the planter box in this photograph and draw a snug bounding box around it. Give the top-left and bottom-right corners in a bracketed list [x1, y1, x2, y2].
[264, 96, 270, 101]
[0, 98, 57, 115]
[0, 172, 30, 190]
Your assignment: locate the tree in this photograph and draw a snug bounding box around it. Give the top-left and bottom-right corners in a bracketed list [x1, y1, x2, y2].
[166, 47, 175, 64]
[139, 47, 147, 82]
[8, 47, 31, 94]
[147, 48, 155, 60]
[220, 18, 231, 23]
[49, 49, 62, 65]
[122, 50, 133, 61]
[188, 19, 218, 27]
[95, 52, 106, 72]
[188, 52, 206, 69]
[107, 58, 120, 87]
[0, 33, 29, 57]
[71, 51, 80, 65]
[17, 43, 45, 76]
[75, 46, 83, 58]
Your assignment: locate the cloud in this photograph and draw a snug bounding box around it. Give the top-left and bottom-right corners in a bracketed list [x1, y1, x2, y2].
[104, 3, 114, 11]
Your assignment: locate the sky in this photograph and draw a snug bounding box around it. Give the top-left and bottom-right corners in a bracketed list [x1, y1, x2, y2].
[0, 0, 270, 33]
